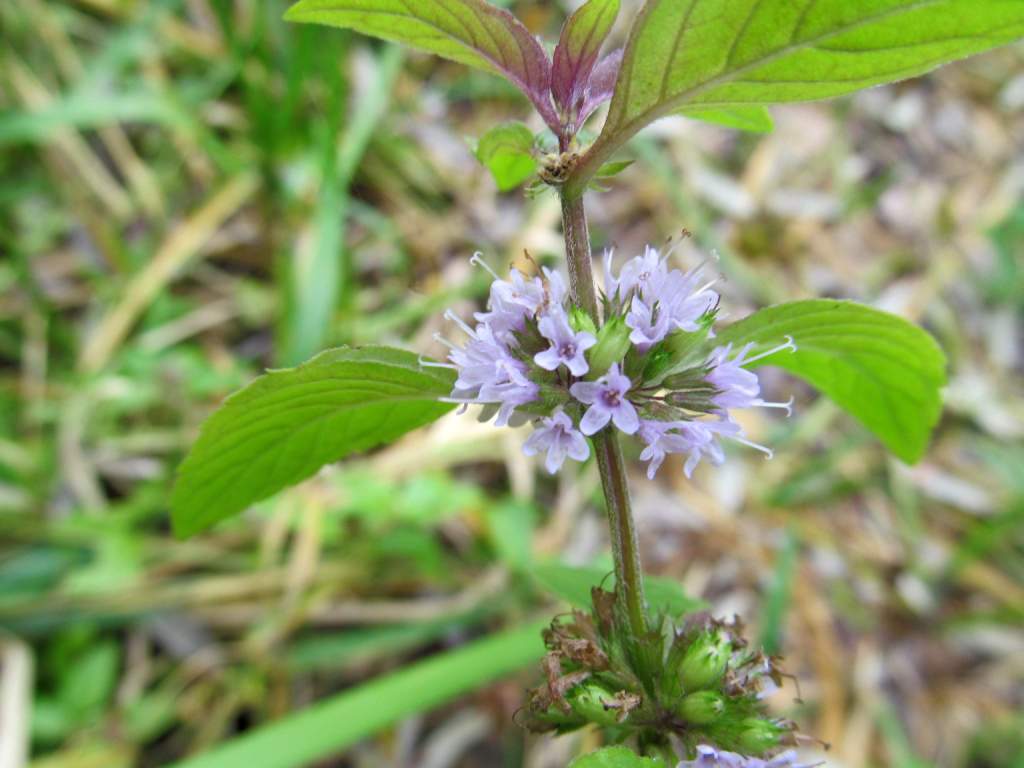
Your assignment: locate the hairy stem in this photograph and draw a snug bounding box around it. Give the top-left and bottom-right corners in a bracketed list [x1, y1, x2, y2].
[560, 193, 648, 637]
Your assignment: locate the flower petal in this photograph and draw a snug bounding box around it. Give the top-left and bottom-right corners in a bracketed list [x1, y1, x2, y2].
[579, 405, 610, 435]
[569, 381, 600, 404]
[534, 347, 563, 371]
[611, 399, 640, 435]
[567, 431, 590, 462]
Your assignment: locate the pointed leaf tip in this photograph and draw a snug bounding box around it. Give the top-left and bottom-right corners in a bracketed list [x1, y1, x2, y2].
[552, 0, 621, 117]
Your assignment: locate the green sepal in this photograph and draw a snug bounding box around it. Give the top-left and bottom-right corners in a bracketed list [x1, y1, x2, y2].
[569, 304, 599, 335]
[735, 718, 784, 754]
[587, 315, 632, 378]
[677, 690, 727, 725]
[569, 683, 623, 728]
[679, 629, 731, 692]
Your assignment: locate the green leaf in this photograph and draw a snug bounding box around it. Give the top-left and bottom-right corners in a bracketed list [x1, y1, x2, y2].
[284, 0, 559, 129]
[532, 562, 706, 617]
[683, 105, 774, 133]
[596, 160, 634, 178]
[59, 641, 119, 719]
[171, 346, 455, 537]
[552, 0, 621, 112]
[569, 746, 666, 768]
[714, 300, 946, 463]
[165, 621, 547, 768]
[568, 0, 1024, 195]
[474, 121, 538, 191]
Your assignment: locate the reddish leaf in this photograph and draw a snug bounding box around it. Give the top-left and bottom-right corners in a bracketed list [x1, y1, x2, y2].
[578, 48, 623, 126]
[552, 0, 621, 120]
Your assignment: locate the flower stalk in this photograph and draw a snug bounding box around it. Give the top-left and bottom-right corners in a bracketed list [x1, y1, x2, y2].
[560, 192, 648, 639]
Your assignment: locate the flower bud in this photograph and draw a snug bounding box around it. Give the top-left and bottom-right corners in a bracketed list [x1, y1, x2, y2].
[677, 690, 726, 725]
[586, 315, 632, 378]
[679, 629, 731, 691]
[568, 305, 598, 336]
[736, 718, 784, 754]
[568, 683, 621, 727]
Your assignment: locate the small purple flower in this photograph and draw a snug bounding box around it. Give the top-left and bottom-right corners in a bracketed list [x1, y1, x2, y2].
[570, 363, 639, 436]
[706, 339, 797, 415]
[542, 266, 567, 308]
[707, 343, 763, 411]
[626, 293, 672, 352]
[637, 419, 744, 478]
[439, 310, 538, 426]
[474, 294, 529, 343]
[676, 420, 737, 477]
[535, 308, 596, 376]
[611, 249, 717, 351]
[637, 420, 685, 479]
[523, 408, 590, 473]
[493, 268, 545, 314]
[446, 320, 528, 394]
[658, 266, 718, 332]
[615, 245, 665, 302]
[678, 745, 817, 768]
[487, 379, 541, 427]
[602, 249, 621, 303]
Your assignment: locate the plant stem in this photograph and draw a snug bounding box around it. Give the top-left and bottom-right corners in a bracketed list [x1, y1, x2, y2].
[560, 193, 648, 638]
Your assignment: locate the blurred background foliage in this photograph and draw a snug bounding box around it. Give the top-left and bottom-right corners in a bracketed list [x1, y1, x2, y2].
[0, 1, 1022, 766]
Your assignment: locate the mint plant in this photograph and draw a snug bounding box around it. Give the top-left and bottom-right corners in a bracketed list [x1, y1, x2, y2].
[170, 1, 1024, 764]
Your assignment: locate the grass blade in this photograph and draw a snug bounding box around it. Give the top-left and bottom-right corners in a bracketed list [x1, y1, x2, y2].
[167, 620, 546, 768]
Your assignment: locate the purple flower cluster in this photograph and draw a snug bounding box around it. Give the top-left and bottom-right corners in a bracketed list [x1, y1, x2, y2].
[434, 246, 796, 477]
[678, 746, 818, 768]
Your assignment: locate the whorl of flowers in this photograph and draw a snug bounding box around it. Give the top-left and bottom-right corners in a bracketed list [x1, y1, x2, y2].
[432, 245, 796, 476]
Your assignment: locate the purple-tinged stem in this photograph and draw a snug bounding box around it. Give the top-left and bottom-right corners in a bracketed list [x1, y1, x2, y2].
[560, 193, 648, 638]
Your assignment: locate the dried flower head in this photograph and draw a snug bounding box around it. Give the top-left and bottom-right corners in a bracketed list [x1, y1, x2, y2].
[522, 594, 807, 763]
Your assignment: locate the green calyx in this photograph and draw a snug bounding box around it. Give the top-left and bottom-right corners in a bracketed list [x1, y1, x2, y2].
[587, 315, 632, 377]
[569, 304, 599, 335]
[679, 629, 731, 692]
[677, 690, 726, 725]
[642, 314, 717, 384]
[736, 718, 785, 753]
[569, 683, 625, 727]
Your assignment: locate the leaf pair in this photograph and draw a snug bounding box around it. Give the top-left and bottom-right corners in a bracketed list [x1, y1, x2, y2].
[171, 301, 945, 536]
[286, 0, 1024, 195]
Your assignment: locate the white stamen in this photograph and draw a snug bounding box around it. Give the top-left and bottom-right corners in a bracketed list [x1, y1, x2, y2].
[440, 396, 493, 405]
[469, 251, 502, 281]
[663, 235, 684, 260]
[443, 309, 477, 338]
[694, 277, 718, 297]
[432, 332, 460, 352]
[418, 356, 456, 370]
[744, 335, 797, 365]
[733, 435, 774, 459]
[754, 396, 795, 417]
